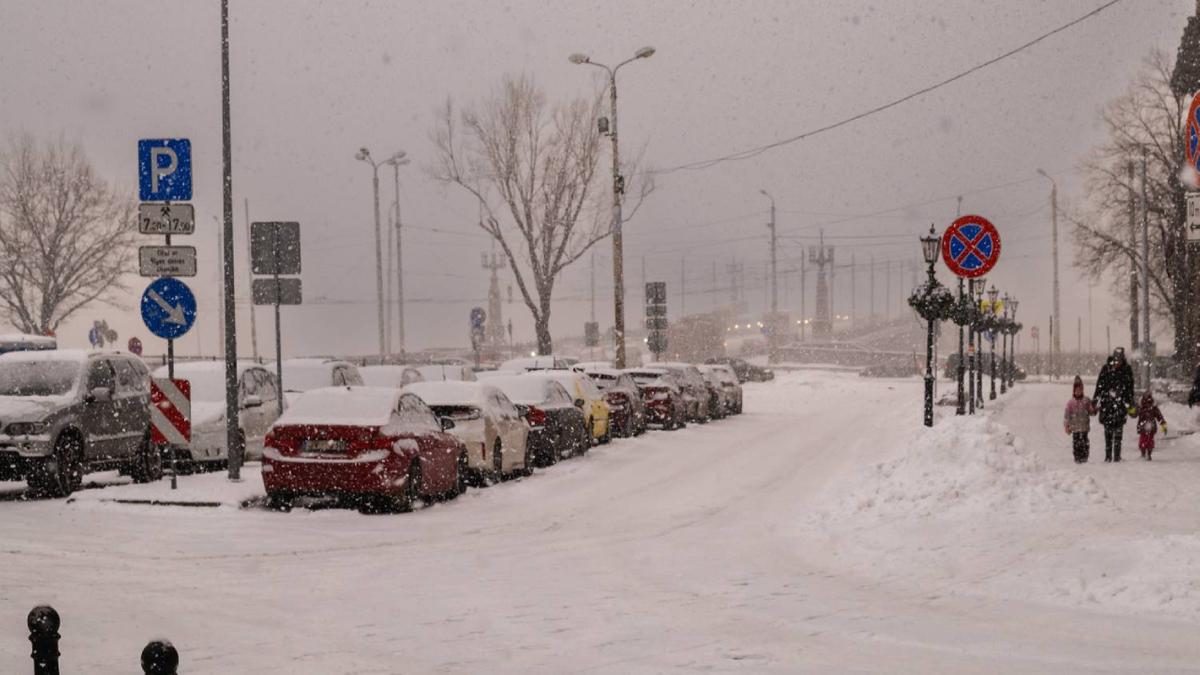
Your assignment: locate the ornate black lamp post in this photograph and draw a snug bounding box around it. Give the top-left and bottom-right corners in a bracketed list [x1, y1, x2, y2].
[987, 285, 999, 400]
[969, 278, 986, 412]
[909, 225, 953, 427]
[1000, 293, 1010, 395]
[1008, 298, 1020, 387]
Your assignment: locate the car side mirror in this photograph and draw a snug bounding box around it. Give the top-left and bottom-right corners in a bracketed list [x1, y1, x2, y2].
[85, 386, 111, 404]
[440, 417, 456, 431]
[243, 395, 263, 409]
[574, 398, 586, 408]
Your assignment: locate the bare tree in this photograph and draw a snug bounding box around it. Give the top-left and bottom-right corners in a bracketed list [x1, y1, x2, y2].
[1069, 49, 1192, 365]
[0, 135, 136, 334]
[432, 74, 652, 354]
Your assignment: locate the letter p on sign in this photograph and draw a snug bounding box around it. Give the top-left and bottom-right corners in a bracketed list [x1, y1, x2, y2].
[138, 138, 192, 202]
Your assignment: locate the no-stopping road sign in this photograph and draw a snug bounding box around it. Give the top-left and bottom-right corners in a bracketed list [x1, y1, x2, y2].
[941, 214, 1001, 278]
[1187, 93, 1200, 178]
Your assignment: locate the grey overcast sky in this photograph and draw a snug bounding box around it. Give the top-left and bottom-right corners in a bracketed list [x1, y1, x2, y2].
[0, 0, 1189, 357]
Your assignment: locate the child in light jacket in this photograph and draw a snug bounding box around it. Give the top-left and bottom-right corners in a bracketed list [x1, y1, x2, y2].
[1064, 375, 1097, 464]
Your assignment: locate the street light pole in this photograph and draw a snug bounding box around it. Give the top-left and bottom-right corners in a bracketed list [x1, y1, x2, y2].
[356, 148, 406, 360]
[760, 189, 777, 315]
[569, 47, 655, 370]
[1000, 293, 1010, 395]
[1037, 169, 1060, 381]
[387, 156, 410, 359]
[919, 225, 941, 427]
[988, 285, 999, 401]
[1009, 298, 1020, 387]
[1140, 146, 1151, 390]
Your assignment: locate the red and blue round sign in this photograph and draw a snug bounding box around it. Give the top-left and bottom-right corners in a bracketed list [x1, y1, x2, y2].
[941, 214, 1001, 278]
[1186, 93, 1200, 177]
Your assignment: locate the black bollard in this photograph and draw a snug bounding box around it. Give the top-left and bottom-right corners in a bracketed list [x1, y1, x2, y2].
[27, 605, 60, 675]
[141, 640, 179, 675]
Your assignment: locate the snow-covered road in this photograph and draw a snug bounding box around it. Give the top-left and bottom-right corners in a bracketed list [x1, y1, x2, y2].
[1, 372, 1198, 673]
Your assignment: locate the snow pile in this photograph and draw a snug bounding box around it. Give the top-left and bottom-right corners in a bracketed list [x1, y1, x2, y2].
[833, 415, 1107, 521]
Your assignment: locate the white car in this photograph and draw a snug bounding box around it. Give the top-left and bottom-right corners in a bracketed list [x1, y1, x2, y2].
[360, 365, 425, 389]
[497, 355, 578, 372]
[275, 358, 364, 404]
[413, 363, 477, 382]
[403, 381, 530, 483]
[151, 361, 284, 464]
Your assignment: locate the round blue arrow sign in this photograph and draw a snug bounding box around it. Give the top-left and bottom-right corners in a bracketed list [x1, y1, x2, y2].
[140, 277, 197, 340]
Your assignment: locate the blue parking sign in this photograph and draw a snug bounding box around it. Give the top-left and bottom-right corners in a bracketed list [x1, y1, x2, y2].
[138, 139, 192, 201]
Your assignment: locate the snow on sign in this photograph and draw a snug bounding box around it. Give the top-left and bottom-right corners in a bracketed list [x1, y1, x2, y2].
[150, 378, 190, 447]
[138, 138, 192, 202]
[941, 214, 1001, 278]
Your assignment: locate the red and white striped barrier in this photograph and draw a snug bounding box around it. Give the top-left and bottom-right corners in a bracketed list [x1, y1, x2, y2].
[150, 378, 191, 447]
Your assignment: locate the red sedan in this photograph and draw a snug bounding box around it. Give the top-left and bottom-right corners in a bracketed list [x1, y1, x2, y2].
[262, 386, 467, 513]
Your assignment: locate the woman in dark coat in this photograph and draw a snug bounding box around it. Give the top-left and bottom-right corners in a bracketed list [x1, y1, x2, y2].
[1093, 349, 1135, 462]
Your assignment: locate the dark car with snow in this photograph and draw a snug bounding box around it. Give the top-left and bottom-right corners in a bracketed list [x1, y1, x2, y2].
[0, 350, 161, 496]
[486, 374, 589, 466]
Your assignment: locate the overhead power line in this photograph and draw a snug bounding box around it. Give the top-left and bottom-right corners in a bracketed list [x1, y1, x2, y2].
[647, 0, 1124, 175]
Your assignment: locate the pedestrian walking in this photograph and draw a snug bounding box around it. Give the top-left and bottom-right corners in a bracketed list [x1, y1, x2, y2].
[1093, 348, 1135, 462]
[1063, 375, 1097, 463]
[1136, 391, 1166, 461]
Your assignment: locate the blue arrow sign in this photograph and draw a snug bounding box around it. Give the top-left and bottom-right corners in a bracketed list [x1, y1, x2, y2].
[138, 138, 192, 201]
[140, 277, 197, 340]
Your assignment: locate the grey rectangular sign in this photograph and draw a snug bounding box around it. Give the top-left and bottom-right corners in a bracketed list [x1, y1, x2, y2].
[139, 245, 197, 277]
[645, 282, 666, 304]
[138, 203, 195, 235]
[251, 221, 301, 275]
[252, 277, 302, 305]
[645, 316, 669, 331]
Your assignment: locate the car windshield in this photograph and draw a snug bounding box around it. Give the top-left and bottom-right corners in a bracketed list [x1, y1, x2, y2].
[0, 360, 79, 397]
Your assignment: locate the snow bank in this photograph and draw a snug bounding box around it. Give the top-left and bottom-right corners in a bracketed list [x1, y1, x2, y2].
[68, 467, 265, 508]
[830, 415, 1107, 521]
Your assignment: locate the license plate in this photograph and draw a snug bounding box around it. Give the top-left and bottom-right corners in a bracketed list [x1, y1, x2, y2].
[302, 439, 347, 454]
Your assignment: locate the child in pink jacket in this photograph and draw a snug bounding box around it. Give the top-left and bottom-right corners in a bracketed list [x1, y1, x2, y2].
[1136, 391, 1166, 461]
[1064, 375, 1097, 464]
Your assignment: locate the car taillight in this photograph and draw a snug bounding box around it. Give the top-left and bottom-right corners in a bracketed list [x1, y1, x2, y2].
[525, 405, 548, 428]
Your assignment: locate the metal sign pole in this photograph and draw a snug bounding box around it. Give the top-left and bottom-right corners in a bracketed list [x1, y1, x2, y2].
[221, 0, 241, 481]
[273, 226, 284, 415]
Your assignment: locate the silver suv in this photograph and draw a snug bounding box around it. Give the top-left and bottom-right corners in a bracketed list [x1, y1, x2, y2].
[0, 350, 161, 497]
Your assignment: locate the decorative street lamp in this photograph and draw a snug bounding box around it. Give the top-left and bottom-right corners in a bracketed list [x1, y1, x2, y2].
[1008, 297, 1020, 387]
[988, 285, 999, 400]
[909, 225, 953, 427]
[356, 147, 407, 358]
[1000, 293, 1010, 395]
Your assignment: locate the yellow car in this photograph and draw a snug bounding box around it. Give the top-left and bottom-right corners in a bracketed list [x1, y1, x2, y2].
[537, 371, 611, 444]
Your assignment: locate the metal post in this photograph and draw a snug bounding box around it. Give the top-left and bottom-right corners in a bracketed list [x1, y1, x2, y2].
[968, 280, 976, 414]
[1000, 314, 1008, 395]
[390, 161, 407, 359]
[956, 278, 965, 415]
[767, 194, 777, 314]
[244, 198, 258, 361]
[1050, 179, 1061, 381]
[1141, 147, 1151, 390]
[851, 254, 857, 330]
[273, 228, 284, 416]
[221, 0, 241, 481]
[1129, 162, 1139, 352]
[923, 263, 936, 428]
[371, 165, 385, 358]
[28, 606, 60, 675]
[607, 69, 627, 369]
[800, 253, 806, 340]
[989, 325, 997, 400]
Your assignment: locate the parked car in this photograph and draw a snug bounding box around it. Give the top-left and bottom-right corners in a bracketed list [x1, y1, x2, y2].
[533, 370, 611, 444]
[700, 364, 743, 415]
[571, 361, 613, 373]
[704, 357, 774, 383]
[360, 365, 425, 389]
[0, 350, 161, 496]
[486, 374, 588, 466]
[276, 358, 364, 404]
[580, 368, 646, 437]
[262, 386, 467, 513]
[698, 369, 729, 420]
[625, 368, 687, 430]
[403, 381, 531, 483]
[655, 362, 711, 423]
[497, 355, 578, 372]
[413, 363, 476, 382]
[0, 333, 57, 355]
[152, 361, 284, 465]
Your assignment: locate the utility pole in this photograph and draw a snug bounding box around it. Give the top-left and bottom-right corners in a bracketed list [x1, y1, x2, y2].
[220, 0, 241, 481]
[392, 159, 407, 358]
[680, 257, 686, 316]
[1141, 146, 1151, 389]
[851, 253, 857, 330]
[483, 249, 506, 350]
[590, 250, 597, 322]
[711, 259, 718, 311]
[1037, 169, 1061, 380]
[885, 259, 891, 320]
[799, 252, 807, 341]
[870, 255, 875, 322]
[243, 198, 258, 361]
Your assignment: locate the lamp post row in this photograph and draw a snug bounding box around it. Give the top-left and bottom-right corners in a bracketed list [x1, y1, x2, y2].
[914, 226, 1019, 427]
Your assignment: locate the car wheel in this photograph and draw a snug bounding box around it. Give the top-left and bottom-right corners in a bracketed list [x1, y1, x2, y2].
[453, 450, 468, 497]
[266, 492, 293, 512]
[520, 441, 534, 478]
[31, 432, 83, 498]
[130, 431, 163, 484]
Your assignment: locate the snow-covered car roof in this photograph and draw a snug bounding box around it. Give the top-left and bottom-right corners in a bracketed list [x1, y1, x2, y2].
[0, 349, 93, 364]
[154, 360, 265, 378]
[273, 358, 359, 391]
[582, 367, 624, 379]
[360, 365, 422, 387]
[152, 361, 270, 404]
[572, 361, 613, 372]
[414, 364, 476, 381]
[484, 374, 559, 405]
[274, 386, 400, 427]
[498, 355, 576, 372]
[404, 381, 490, 406]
